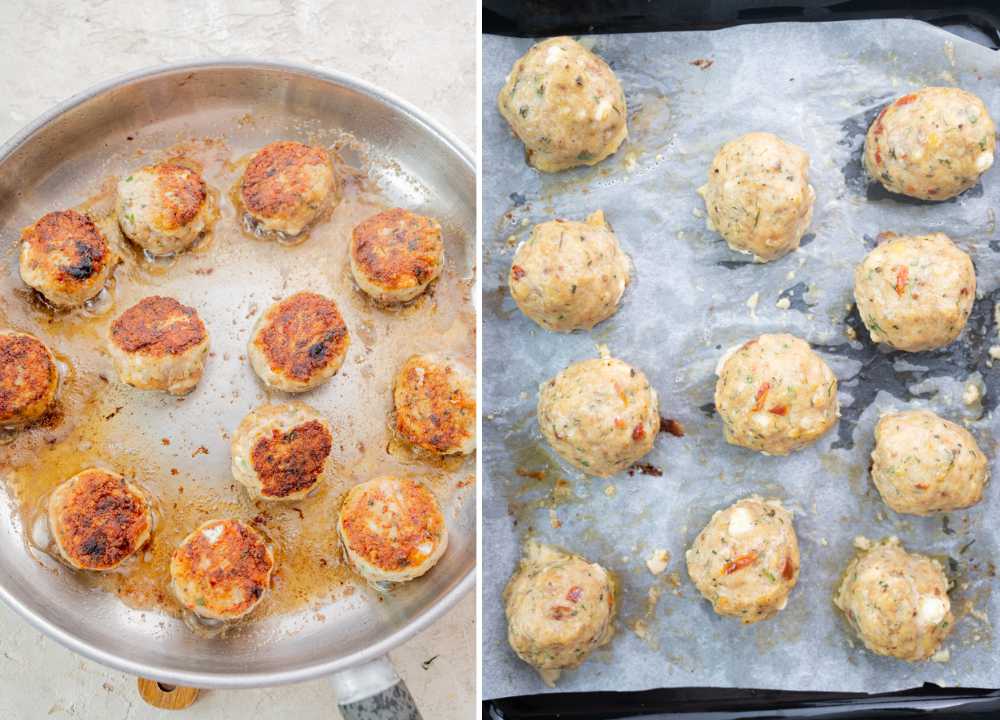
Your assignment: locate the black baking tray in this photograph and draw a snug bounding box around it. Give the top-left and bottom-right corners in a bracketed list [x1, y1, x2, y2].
[482, 2, 1000, 718]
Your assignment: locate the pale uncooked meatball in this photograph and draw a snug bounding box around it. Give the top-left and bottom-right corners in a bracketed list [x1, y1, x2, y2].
[498, 36, 628, 173]
[686, 496, 799, 624]
[108, 296, 210, 396]
[509, 210, 630, 332]
[715, 334, 838, 455]
[19, 209, 114, 308]
[698, 132, 815, 262]
[504, 542, 615, 686]
[0, 331, 59, 428]
[48, 468, 152, 571]
[350, 208, 444, 303]
[871, 409, 988, 515]
[538, 349, 659, 477]
[393, 354, 476, 456]
[337, 476, 448, 585]
[854, 232, 975, 352]
[248, 292, 350, 392]
[231, 403, 333, 501]
[170, 519, 275, 622]
[835, 537, 953, 661]
[865, 87, 995, 200]
[117, 163, 214, 256]
[240, 141, 337, 240]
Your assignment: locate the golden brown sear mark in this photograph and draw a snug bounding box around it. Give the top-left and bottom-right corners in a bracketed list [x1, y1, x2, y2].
[240, 141, 330, 220]
[255, 292, 349, 382]
[394, 356, 476, 455]
[351, 208, 443, 296]
[170, 519, 273, 620]
[49, 469, 151, 571]
[251, 419, 333, 499]
[339, 478, 444, 572]
[110, 296, 207, 356]
[153, 163, 207, 230]
[0, 332, 58, 426]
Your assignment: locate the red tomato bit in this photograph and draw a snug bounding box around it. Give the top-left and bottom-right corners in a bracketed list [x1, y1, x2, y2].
[722, 551, 758, 575]
[895, 266, 909, 296]
[752, 382, 770, 412]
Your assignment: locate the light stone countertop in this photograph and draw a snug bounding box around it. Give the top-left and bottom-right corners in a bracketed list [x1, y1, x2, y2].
[0, 1, 475, 718]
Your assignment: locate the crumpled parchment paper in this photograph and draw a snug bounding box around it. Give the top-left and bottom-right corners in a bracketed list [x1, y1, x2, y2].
[483, 19, 1000, 698]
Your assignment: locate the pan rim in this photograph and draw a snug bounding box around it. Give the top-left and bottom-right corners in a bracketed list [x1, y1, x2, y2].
[0, 57, 476, 690]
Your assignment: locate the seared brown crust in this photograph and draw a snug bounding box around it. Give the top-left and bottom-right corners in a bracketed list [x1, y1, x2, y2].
[153, 163, 207, 230]
[240, 141, 330, 219]
[251, 419, 333, 498]
[110, 296, 207, 356]
[394, 357, 476, 455]
[254, 292, 349, 382]
[351, 209, 443, 291]
[21, 210, 109, 285]
[50, 469, 150, 570]
[0, 333, 57, 425]
[339, 478, 444, 571]
[171, 520, 273, 618]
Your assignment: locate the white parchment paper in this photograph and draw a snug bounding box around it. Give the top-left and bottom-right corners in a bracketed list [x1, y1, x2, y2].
[483, 20, 1000, 699]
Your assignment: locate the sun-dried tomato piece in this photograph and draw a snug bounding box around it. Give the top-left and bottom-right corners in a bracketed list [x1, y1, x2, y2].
[752, 382, 770, 412]
[895, 266, 909, 296]
[722, 551, 758, 575]
[782, 556, 795, 580]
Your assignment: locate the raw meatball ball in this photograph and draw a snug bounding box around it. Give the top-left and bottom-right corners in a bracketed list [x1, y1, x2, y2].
[686, 496, 799, 624]
[240, 140, 337, 240]
[835, 537, 953, 661]
[109, 296, 210, 396]
[48, 468, 152, 571]
[871, 409, 988, 515]
[537, 349, 659, 477]
[393, 354, 476, 456]
[715, 334, 838, 455]
[509, 210, 630, 332]
[698, 132, 815, 262]
[497, 36, 628, 173]
[0, 331, 59, 428]
[117, 162, 214, 256]
[19, 209, 113, 308]
[231, 402, 333, 501]
[248, 291, 350, 392]
[854, 232, 975, 352]
[337, 476, 448, 585]
[504, 542, 615, 686]
[865, 86, 995, 200]
[350, 208, 444, 303]
[170, 519, 274, 622]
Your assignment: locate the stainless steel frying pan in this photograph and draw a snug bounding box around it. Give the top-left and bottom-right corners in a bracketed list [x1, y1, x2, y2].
[0, 60, 476, 717]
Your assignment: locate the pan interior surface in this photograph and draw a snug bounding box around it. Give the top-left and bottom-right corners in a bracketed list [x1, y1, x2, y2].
[0, 62, 475, 688]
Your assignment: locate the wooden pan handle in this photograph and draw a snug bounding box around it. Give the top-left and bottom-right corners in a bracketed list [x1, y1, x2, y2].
[137, 678, 200, 709]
